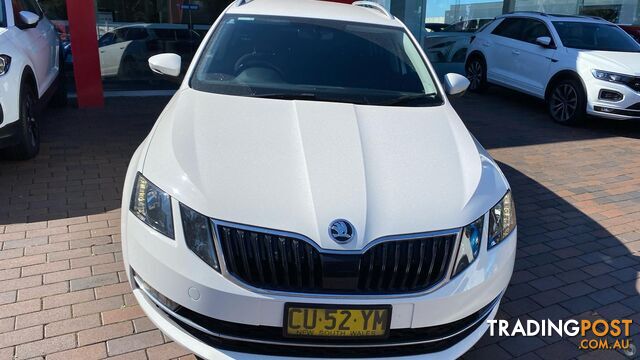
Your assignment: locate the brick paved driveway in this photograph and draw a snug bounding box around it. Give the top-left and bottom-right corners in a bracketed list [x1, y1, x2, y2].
[1, 89, 640, 359]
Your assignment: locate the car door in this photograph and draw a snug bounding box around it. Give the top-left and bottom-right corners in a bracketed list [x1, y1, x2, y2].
[509, 19, 557, 97]
[98, 31, 117, 76]
[485, 17, 526, 86]
[11, 0, 52, 97]
[99, 28, 130, 77]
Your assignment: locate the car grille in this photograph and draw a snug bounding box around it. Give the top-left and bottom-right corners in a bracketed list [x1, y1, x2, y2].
[217, 224, 456, 294]
[631, 78, 640, 92]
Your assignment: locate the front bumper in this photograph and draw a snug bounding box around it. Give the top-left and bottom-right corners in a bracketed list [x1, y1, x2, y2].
[585, 77, 640, 120]
[122, 205, 516, 358]
[0, 117, 22, 148]
[134, 281, 501, 359]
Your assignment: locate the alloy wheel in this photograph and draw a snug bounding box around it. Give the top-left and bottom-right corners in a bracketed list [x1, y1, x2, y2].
[550, 84, 578, 122]
[466, 60, 483, 90]
[24, 92, 38, 148]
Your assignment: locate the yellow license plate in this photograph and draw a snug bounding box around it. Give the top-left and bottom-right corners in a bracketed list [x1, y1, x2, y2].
[284, 304, 392, 339]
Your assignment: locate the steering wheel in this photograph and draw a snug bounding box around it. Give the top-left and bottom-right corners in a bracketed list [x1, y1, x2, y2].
[234, 53, 285, 79]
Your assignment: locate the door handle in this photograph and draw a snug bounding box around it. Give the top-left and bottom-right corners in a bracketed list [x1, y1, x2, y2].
[512, 50, 521, 55]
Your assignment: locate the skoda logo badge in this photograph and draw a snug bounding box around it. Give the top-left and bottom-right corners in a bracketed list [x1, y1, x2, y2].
[329, 219, 355, 243]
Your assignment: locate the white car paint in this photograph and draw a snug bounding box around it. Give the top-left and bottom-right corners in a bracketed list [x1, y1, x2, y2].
[466, 12, 640, 121]
[0, 0, 61, 154]
[122, 0, 516, 358]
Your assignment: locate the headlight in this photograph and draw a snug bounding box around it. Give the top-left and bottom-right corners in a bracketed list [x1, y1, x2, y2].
[0, 55, 11, 76]
[452, 216, 483, 278]
[130, 173, 175, 239]
[180, 204, 220, 271]
[592, 69, 633, 84]
[488, 190, 516, 249]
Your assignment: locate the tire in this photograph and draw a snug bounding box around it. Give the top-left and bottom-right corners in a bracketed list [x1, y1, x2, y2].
[465, 56, 487, 92]
[50, 63, 68, 107]
[547, 78, 586, 125]
[2, 82, 40, 160]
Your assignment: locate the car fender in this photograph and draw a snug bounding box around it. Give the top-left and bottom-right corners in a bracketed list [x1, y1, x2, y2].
[544, 68, 586, 101]
[0, 32, 37, 125]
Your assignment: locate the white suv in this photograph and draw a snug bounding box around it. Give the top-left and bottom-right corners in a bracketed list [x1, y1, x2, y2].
[122, 0, 517, 358]
[0, 0, 66, 160]
[465, 12, 640, 124]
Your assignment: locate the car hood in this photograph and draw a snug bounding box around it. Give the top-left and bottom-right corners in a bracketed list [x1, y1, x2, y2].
[575, 49, 640, 76]
[143, 89, 508, 251]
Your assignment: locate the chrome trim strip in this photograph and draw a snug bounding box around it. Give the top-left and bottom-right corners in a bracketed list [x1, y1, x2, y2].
[213, 218, 461, 255]
[209, 219, 462, 299]
[135, 275, 501, 349]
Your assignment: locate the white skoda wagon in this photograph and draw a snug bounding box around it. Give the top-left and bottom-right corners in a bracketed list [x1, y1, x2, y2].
[121, 0, 517, 358]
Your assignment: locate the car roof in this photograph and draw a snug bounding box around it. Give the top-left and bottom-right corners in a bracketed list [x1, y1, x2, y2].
[499, 12, 611, 24]
[226, 0, 403, 28]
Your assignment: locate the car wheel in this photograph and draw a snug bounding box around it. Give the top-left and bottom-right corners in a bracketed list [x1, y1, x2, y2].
[548, 79, 586, 125]
[465, 57, 487, 92]
[2, 82, 40, 160]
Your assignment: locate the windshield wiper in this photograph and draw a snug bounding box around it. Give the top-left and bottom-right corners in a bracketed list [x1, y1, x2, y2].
[380, 93, 440, 106]
[250, 93, 317, 101]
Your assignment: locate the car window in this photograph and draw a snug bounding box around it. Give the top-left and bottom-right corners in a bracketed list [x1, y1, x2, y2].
[492, 18, 525, 40]
[553, 21, 640, 52]
[98, 32, 116, 47]
[520, 19, 552, 44]
[125, 27, 148, 41]
[443, 21, 465, 32]
[113, 28, 128, 43]
[192, 15, 442, 107]
[477, 19, 495, 33]
[154, 29, 176, 40]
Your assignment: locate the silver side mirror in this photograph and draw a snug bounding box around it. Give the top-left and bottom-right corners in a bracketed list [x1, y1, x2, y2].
[19, 11, 40, 26]
[148, 53, 182, 77]
[536, 36, 552, 47]
[444, 73, 470, 97]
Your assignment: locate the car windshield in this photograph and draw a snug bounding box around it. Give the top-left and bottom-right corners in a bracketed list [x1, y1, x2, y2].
[191, 15, 442, 107]
[553, 21, 640, 52]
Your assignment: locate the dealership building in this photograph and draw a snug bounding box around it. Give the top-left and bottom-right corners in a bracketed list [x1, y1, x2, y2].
[42, 0, 639, 107]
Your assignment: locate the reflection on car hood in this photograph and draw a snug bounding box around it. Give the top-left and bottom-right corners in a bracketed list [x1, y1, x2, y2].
[142, 89, 508, 251]
[576, 50, 640, 76]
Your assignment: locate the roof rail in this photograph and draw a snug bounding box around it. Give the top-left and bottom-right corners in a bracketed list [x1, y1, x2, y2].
[506, 11, 548, 17]
[353, 1, 394, 20]
[549, 13, 610, 22]
[235, 0, 253, 6]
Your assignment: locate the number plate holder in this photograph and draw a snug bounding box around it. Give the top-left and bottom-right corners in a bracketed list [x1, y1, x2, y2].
[283, 303, 392, 339]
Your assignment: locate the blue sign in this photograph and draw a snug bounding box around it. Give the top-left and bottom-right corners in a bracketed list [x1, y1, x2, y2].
[180, 3, 200, 10]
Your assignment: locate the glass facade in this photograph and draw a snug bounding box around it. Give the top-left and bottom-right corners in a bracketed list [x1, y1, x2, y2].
[36, 0, 640, 93]
[41, 0, 233, 92]
[424, 0, 640, 76]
